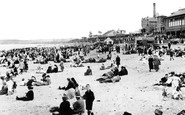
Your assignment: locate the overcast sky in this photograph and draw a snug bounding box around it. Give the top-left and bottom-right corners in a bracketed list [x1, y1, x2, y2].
[0, 0, 184, 40]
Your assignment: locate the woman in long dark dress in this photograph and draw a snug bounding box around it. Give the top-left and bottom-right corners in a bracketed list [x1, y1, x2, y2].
[148, 55, 153, 72]
[116, 55, 120, 68]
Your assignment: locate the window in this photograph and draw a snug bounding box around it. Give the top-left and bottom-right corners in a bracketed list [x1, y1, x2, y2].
[183, 19, 185, 25]
[175, 20, 177, 26]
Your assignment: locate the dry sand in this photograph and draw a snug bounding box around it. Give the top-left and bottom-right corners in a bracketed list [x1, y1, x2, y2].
[1, 44, 185, 115]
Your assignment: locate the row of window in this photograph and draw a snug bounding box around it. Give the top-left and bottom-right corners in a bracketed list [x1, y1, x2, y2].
[169, 19, 185, 27]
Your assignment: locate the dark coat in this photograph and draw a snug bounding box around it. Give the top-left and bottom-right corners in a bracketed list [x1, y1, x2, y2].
[116, 56, 120, 66]
[148, 57, 153, 70]
[83, 90, 95, 110]
[84, 68, 92, 75]
[119, 68, 128, 76]
[59, 101, 73, 115]
[65, 81, 76, 90]
[113, 68, 119, 76]
[26, 90, 34, 100]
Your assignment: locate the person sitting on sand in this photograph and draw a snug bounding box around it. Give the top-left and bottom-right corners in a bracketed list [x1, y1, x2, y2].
[162, 87, 167, 98]
[171, 74, 181, 90]
[99, 75, 121, 83]
[84, 66, 92, 76]
[27, 75, 37, 87]
[97, 68, 121, 83]
[52, 64, 58, 73]
[71, 78, 79, 89]
[16, 86, 34, 101]
[97, 58, 106, 63]
[102, 68, 115, 78]
[154, 109, 163, 115]
[100, 63, 105, 70]
[59, 78, 76, 90]
[50, 94, 73, 115]
[33, 74, 51, 86]
[172, 86, 183, 100]
[105, 63, 115, 69]
[159, 74, 169, 85]
[73, 96, 85, 114]
[113, 67, 119, 76]
[46, 65, 53, 73]
[0, 77, 8, 95]
[119, 66, 128, 76]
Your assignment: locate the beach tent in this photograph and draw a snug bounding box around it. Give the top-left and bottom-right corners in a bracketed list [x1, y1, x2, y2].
[104, 37, 113, 44]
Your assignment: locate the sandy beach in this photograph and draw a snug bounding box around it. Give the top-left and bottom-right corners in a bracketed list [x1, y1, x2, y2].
[0, 44, 185, 115]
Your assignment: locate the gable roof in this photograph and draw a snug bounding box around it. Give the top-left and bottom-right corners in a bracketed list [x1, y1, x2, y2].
[169, 8, 185, 17]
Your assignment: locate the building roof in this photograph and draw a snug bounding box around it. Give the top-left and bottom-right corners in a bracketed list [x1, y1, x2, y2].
[168, 8, 185, 17]
[103, 30, 116, 36]
[142, 17, 157, 22]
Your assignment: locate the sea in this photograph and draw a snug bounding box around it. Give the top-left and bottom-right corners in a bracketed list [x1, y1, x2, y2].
[0, 43, 74, 51]
[0, 42, 91, 51]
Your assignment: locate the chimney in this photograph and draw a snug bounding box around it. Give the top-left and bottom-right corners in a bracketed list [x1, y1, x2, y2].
[153, 3, 156, 18]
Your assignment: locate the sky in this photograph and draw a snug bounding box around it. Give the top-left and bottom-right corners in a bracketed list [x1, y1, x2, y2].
[0, 0, 185, 40]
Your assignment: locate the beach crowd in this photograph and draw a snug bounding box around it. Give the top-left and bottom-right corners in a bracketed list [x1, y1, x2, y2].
[0, 38, 185, 115]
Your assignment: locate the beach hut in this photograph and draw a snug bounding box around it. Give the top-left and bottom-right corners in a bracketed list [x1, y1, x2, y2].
[104, 37, 113, 44]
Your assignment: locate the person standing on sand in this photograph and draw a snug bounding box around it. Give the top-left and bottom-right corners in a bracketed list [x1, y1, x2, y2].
[116, 55, 120, 68]
[169, 49, 174, 61]
[153, 55, 161, 72]
[168, 41, 171, 49]
[83, 84, 95, 115]
[59, 61, 64, 72]
[148, 55, 154, 72]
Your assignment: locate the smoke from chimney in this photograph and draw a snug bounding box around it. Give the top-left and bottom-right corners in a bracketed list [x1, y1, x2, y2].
[153, 3, 156, 18]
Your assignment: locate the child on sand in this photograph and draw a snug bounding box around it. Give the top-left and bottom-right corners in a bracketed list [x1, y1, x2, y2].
[162, 87, 167, 98]
[83, 84, 95, 115]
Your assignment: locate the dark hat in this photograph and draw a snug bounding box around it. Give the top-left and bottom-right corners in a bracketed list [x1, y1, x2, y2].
[121, 66, 125, 68]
